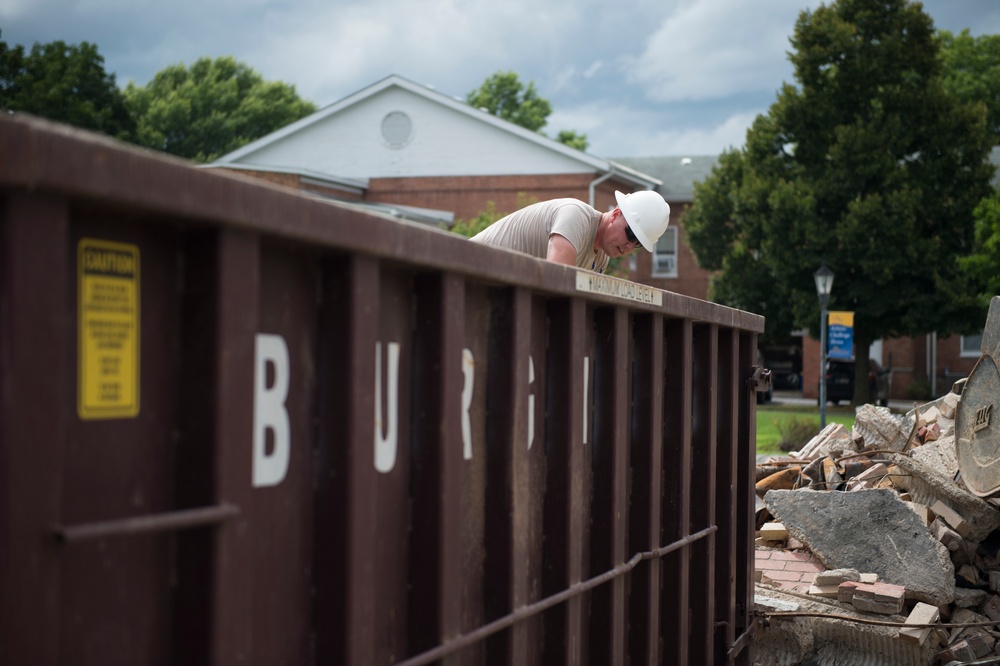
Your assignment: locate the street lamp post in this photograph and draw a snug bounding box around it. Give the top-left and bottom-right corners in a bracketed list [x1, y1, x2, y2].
[814, 263, 835, 428]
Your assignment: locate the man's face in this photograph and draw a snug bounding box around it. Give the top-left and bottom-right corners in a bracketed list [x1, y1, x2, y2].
[601, 208, 640, 258]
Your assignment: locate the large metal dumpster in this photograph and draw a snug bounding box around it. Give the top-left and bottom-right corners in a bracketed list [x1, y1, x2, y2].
[0, 114, 764, 665]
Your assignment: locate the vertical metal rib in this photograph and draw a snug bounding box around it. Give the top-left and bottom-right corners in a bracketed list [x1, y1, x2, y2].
[690, 323, 719, 663]
[0, 194, 69, 666]
[628, 313, 664, 665]
[409, 273, 465, 662]
[714, 328, 740, 664]
[663, 318, 693, 664]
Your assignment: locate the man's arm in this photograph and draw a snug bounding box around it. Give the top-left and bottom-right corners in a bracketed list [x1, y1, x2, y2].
[546, 233, 578, 266]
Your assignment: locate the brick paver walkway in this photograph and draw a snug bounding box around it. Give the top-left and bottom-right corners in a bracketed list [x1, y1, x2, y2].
[755, 547, 826, 594]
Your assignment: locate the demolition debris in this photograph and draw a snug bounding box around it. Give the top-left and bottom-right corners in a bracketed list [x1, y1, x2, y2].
[751, 384, 1000, 665]
[752, 296, 1000, 665]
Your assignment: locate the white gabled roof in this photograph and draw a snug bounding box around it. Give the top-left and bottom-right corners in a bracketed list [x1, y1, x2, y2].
[211, 74, 660, 190]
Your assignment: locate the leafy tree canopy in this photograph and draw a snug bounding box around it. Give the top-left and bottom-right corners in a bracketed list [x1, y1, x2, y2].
[962, 191, 1000, 302]
[556, 129, 589, 152]
[467, 70, 551, 132]
[448, 193, 538, 238]
[941, 30, 1000, 310]
[684, 0, 994, 404]
[124, 56, 316, 162]
[0, 32, 135, 140]
[939, 29, 1000, 143]
[467, 70, 589, 151]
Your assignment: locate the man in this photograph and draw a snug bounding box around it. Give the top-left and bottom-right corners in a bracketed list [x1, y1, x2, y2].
[470, 190, 670, 273]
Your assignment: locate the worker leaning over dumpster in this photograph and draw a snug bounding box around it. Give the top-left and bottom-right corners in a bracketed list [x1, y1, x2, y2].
[469, 190, 671, 273]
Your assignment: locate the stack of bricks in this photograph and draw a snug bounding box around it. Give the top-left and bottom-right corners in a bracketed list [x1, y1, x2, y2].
[755, 548, 825, 594]
[844, 581, 906, 614]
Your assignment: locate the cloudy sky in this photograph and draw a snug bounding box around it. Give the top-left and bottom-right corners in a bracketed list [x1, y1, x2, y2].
[3, 0, 999, 158]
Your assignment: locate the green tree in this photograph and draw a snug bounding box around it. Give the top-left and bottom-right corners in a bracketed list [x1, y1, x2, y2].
[466, 70, 589, 151]
[466, 70, 551, 132]
[448, 193, 538, 238]
[0, 33, 135, 140]
[943, 30, 1000, 309]
[685, 0, 994, 405]
[124, 56, 316, 162]
[962, 191, 1000, 305]
[939, 29, 1000, 143]
[556, 129, 589, 152]
[449, 201, 506, 238]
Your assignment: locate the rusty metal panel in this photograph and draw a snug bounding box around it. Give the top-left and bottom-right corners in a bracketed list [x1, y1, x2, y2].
[372, 267, 416, 663]
[171, 228, 257, 666]
[713, 328, 740, 664]
[627, 312, 664, 665]
[481, 286, 538, 665]
[662, 318, 693, 665]
[314, 254, 380, 666]
[690, 323, 719, 664]
[59, 215, 182, 666]
[543, 297, 591, 665]
[589, 307, 630, 663]
[0, 114, 769, 666]
[249, 240, 318, 663]
[0, 194, 69, 666]
[734, 331, 760, 665]
[408, 272, 466, 662]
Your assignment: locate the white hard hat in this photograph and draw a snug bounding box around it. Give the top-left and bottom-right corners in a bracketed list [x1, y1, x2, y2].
[615, 190, 670, 253]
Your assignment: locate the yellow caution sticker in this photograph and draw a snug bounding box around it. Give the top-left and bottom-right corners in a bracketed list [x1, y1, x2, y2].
[78, 238, 140, 419]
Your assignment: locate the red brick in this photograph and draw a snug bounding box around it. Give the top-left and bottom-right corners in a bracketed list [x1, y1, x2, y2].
[852, 582, 905, 615]
[766, 570, 806, 582]
[771, 551, 814, 562]
[754, 550, 773, 561]
[786, 561, 824, 573]
[759, 561, 787, 571]
[838, 581, 861, 603]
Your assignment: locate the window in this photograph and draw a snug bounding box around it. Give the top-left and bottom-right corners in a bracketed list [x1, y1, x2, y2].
[652, 228, 678, 277]
[961, 333, 983, 358]
[381, 111, 412, 148]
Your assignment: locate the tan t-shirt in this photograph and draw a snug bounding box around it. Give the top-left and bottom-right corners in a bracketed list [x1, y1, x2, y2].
[470, 199, 609, 273]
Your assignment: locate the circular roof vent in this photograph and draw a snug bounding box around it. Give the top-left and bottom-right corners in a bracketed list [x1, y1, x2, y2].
[381, 111, 412, 148]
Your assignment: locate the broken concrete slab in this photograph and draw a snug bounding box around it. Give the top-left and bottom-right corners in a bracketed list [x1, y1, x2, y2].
[752, 586, 937, 665]
[888, 453, 1000, 542]
[792, 422, 855, 459]
[953, 587, 988, 609]
[909, 434, 959, 481]
[852, 404, 915, 453]
[762, 488, 955, 606]
[813, 568, 860, 586]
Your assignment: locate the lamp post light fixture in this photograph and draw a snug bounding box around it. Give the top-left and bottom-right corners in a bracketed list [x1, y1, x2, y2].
[814, 263, 835, 428]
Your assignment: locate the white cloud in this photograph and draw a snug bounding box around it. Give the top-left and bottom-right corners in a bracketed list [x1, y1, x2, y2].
[583, 60, 603, 78]
[550, 103, 762, 157]
[4, 0, 994, 160]
[245, 0, 568, 103]
[628, 0, 823, 103]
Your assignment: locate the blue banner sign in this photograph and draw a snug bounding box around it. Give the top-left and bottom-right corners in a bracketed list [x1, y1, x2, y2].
[827, 311, 854, 360]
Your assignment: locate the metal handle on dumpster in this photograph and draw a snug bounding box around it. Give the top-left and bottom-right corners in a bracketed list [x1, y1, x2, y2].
[51, 503, 240, 543]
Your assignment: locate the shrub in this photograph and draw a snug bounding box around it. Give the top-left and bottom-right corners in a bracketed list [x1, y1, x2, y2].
[777, 416, 819, 453]
[905, 379, 933, 401]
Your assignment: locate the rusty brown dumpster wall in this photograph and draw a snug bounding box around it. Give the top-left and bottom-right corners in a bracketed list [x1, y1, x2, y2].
[0, 114, 764, 666]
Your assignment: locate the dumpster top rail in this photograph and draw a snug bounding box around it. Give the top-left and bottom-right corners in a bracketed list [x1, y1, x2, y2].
[1, 112, 763, 333]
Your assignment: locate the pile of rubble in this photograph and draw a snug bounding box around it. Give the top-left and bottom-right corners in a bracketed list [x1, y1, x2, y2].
[752, 380, 1000, 665]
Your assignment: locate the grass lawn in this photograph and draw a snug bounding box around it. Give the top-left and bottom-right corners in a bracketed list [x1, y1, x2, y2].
[756, 403, 858, 456]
